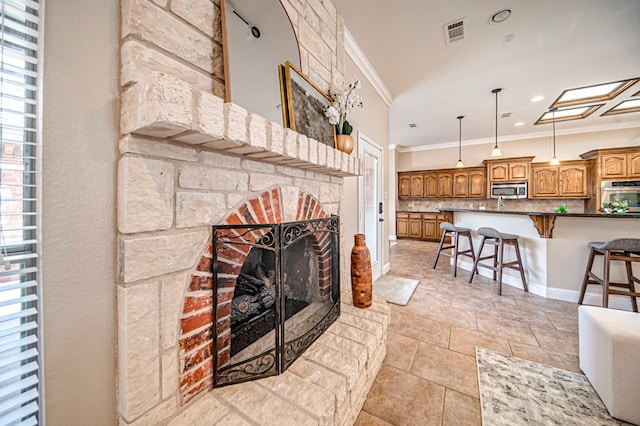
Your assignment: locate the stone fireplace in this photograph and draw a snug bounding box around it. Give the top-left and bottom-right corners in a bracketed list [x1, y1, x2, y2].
[117, 1, 389, 424]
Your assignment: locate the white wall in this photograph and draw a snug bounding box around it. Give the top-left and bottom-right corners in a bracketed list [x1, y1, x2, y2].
[398, 127, 640, 171]
[42, 0, 118, 423]
[342, 55, 390, 272]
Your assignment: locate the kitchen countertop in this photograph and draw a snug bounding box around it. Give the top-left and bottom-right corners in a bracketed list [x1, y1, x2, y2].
[396, 210, 442, 214]
[436, 208, 640, 219]
[436, 208, 640, 238]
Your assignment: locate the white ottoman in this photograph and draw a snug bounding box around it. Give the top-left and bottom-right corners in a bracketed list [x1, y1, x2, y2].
[579, 305, 640, 425]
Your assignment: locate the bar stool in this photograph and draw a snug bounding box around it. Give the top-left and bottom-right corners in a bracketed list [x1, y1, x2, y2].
[432, 222, 476, 277]
[578, 238, 640, 312]
[468, 227, 528, 295]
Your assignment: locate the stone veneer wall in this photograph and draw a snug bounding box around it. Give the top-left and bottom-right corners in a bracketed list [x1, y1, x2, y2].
[117, 0, 384, 425]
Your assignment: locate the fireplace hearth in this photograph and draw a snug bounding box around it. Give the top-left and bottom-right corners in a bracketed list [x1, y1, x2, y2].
[212, 216, 340, 387]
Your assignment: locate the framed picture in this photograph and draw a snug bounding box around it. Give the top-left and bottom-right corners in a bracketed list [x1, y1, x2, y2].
[280, 61, 335, 148]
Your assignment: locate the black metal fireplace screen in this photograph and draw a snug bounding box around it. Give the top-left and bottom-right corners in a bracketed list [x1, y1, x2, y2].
[212, 216, 340, 387]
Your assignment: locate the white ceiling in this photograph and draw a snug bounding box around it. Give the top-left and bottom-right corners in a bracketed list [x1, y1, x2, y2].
[332, 0, 640, 149]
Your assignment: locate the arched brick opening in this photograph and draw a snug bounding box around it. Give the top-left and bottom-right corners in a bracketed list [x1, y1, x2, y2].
[178, 188, 329, 404]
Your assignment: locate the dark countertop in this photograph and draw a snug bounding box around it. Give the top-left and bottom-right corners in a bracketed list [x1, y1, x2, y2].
[437, 208, 640, 219]
[396, 210, 441, 214]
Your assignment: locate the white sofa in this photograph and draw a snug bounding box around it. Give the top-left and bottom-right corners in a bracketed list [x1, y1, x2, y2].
[579, 305, 640, 425]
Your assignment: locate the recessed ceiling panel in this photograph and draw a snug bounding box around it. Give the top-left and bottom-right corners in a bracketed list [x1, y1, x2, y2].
[549, 79, 638, 109]
[602, 99, 640, 116]
[534, 105, 603, 124]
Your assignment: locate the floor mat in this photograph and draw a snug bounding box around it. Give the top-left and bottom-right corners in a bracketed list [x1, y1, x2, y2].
[372, 274, 419, 306]
[476, 347, 626, 425]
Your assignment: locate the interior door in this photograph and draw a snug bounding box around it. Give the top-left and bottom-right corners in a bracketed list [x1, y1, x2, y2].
[358, 132, 384, 281]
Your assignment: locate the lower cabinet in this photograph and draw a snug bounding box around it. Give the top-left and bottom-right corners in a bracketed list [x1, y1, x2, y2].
[397, 212, 446, 242]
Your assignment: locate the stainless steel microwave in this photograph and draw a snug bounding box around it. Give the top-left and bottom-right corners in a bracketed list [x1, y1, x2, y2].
[490, 182, 528, 199]
[601, 180, 640, 212]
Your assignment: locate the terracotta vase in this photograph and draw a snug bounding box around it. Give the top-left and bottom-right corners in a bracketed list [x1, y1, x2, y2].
[335, 134, 354, 154]
[350, 234, 372, 308]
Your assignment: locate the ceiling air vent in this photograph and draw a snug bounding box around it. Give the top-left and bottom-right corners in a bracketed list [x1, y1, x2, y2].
[445, 18, 466, 44]
[501, 112, 512, 119]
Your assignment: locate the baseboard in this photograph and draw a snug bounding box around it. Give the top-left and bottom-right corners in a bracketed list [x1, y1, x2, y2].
[389, 234, 397, 241]
[382, 262, 391, 274]
[456, 259, 636, 311]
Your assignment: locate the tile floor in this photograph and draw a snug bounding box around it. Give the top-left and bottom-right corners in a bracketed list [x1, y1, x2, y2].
[355, 239, 581, 425]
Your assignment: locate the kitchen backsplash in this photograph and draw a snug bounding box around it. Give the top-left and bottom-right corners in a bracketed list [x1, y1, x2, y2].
[398, 198, 586, 213]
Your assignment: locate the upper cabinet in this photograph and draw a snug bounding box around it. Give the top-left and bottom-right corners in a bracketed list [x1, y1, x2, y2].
[580, 146, 640, 212]
[410, 174, 424, 198]
[485, 157, 534, 184]
[399, 174, 411, 198]
[582, 147, 640, 181]
[629, 152, 640, 178]
[531, 160, 589, 199]
[453, 167, 486, 198]
[600, 153, 627, 179]
[398, 168, 485, 199]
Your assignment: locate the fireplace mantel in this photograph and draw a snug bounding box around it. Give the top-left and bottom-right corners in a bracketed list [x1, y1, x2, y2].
[120, 72, 363, 178]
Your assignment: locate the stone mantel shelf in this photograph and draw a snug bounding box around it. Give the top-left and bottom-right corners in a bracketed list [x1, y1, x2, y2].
[120, 72, 363, 177]
[439, 208, 640, 239]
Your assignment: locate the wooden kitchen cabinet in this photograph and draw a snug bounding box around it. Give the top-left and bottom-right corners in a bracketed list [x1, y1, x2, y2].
[531, 160, 589, 198]
[581, 146, 640, 212]
[410, 174, 424, 198]
[396, 213, 446, 241]
[424, 173, 438, 198]
[408, 214, 422, 238]
[600, 153, 627, 179]
[627, 152, 640, 177]
[485, 157, 534, 184]
[559, 164, 589, 197]
[422, 214, 438, 240]
[531, 166, 559, 197]
[453, 172, 469, 197]
[437, 173, 453, 197]
[469, 169, 486, 198]
[398, 174, 410, 199]
[396, 213, 409, 237]
[453, 167, 486, 198]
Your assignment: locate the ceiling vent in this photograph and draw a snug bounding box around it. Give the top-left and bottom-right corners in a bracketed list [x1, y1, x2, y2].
[501, 112, 512, 119]
[444, 18, 466, 44]
[408, 123, 418, 128]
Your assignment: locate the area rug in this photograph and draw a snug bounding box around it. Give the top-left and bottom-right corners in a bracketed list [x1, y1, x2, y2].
[476, 347, 626, 425]
[372, 274, 418, 306]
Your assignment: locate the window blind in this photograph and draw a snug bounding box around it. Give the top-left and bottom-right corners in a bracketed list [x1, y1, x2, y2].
[0, 0, 41, 424]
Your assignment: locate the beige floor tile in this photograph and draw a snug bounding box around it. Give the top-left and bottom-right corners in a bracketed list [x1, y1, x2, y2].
[389, 310, 451, 348]
[362, 364, 445, 426]
[530, 324, 579, 356]
[448, 326, 511, 357]
[354, 411, 393, 426]
[427, 304, 478, 330]
[360, 239, 582, 423]
[385, 331, 418, 372]
[442, 389, 481, 426]
[476, 312, 539, 346]
[411, 342, 479, 398]
[544, 311, 579, 333]
[509, 341, 581, 373]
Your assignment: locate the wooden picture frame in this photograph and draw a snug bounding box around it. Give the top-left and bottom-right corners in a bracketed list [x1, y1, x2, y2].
[280, 61, 335, 148]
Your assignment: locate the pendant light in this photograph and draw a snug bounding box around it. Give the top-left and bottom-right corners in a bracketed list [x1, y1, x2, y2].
[549, 108, 560, 165]
[456, 115, 465, 168]
[490, 88, 503, 157]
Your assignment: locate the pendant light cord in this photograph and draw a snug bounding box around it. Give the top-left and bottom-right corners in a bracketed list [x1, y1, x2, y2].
[552, 108, 556, 157]
[458, 116, 463, 161]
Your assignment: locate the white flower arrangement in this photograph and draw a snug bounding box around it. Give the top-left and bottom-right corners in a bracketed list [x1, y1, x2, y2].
[602, 195, 629, 214]
[324, 78, 364, 135]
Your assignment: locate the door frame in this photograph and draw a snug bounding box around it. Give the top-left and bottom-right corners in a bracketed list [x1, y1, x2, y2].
[357, 131, 385, 281]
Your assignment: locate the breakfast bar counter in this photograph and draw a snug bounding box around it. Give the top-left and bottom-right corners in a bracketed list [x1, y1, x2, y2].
[435, 208, 640, 310]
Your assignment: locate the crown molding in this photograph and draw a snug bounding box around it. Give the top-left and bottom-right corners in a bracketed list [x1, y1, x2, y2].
[396, 121, 640, 153]
[344, 27, 393, 107]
